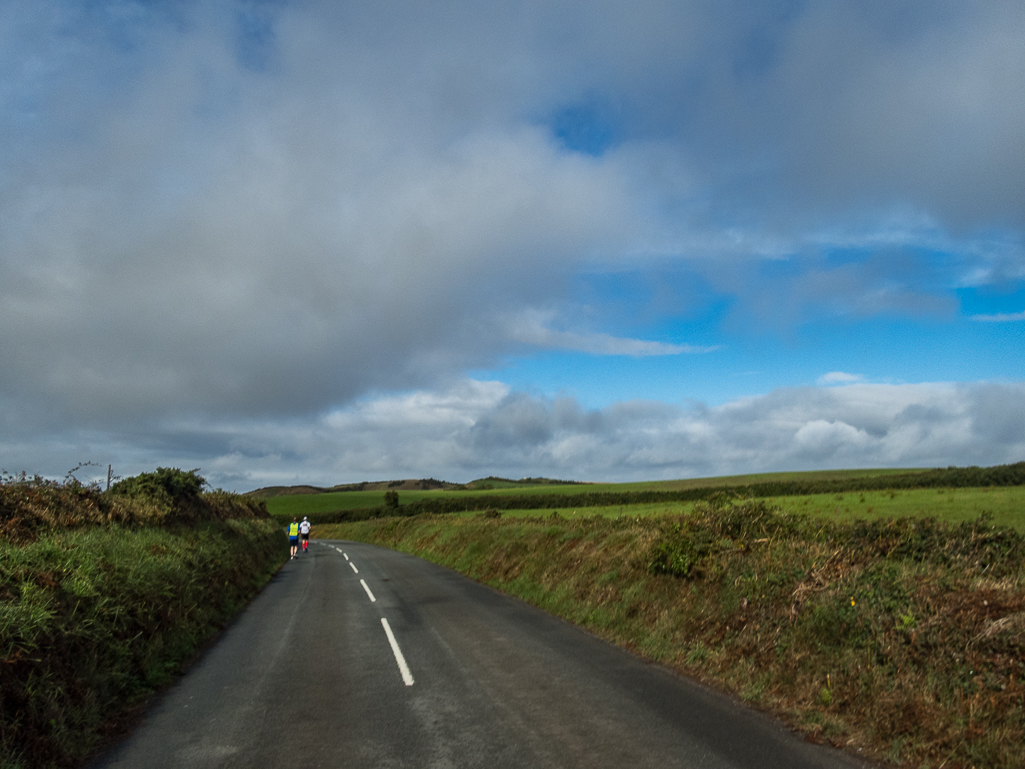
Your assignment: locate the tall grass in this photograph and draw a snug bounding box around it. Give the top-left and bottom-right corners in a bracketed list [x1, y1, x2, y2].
[326, 503, 1025, 769]
[0, 470, 287, 769]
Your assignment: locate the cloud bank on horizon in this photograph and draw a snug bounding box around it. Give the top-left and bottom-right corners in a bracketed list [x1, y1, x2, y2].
[1, 1, 1023, 489]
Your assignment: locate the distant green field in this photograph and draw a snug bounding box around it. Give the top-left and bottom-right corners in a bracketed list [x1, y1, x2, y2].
[266, 490, 424, 516]
[778, 485, 1025, 531]
[263, 467, 928, 519]
[263, 483, 629, 517]
[265, 485, 629, 517]
[468, 485, 1025, 531]
[610, 466, 924, 492]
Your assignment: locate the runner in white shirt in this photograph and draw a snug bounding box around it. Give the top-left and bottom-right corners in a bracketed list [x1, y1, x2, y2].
[299, 517, 312, 553]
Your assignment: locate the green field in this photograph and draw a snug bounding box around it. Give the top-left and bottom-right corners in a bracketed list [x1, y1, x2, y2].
[263, 483, 646, 517]
[774, 485, 1025, 530]
[264, 466, 1025, 531]
[262, 467, 930, 519]
[478, 485, 1025, 531]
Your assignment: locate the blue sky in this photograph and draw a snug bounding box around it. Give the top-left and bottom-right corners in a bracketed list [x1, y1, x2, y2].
[1, 1, 1023, 489]
[485, 271, 1025, 410]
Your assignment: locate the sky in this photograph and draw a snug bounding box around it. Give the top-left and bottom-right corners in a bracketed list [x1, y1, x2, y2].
[1, 0, 1024, 491]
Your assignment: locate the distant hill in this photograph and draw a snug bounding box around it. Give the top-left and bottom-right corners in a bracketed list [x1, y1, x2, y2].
[331, 478, 461, 492]
[463, 476, 587, 490]
[247, 478, 461, 497]
[245, 485, 326, 497]
[246, 476, 587, 497]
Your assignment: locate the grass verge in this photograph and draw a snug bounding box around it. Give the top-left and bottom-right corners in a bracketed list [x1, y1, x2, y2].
[320, 503, 1025, 769]
[1, 471, 288, 769]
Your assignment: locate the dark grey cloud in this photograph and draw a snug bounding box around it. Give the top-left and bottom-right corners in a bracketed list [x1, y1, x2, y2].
[1, 0, 643, 429]
[669, 1, 1025, 231]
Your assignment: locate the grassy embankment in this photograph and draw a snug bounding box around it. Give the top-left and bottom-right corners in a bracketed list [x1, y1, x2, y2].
[315, 466, 1025, 769]
[0, 469, 288, 769]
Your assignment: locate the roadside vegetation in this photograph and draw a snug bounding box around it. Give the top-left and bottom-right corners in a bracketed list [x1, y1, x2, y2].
[0, 468, 287, 769]
[319, 473, 1025, 769]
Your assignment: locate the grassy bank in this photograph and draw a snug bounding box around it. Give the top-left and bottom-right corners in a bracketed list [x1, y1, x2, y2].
[320, 504, 1025, 769]
[0, 470, 288, 769]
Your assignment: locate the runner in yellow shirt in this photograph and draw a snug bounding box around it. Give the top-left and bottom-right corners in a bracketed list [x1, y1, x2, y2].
[287, 517, 300, 559]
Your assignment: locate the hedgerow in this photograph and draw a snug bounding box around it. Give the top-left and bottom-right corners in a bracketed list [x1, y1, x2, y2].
[0, 469, 287, 769]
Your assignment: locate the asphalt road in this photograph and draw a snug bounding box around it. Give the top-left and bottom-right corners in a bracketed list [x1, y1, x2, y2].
[89, 539, 873, 769]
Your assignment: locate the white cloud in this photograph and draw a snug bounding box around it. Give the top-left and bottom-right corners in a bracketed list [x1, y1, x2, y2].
[794, 419, 872, 455]
[9, 379, 1017, 491]
[817, 372, 864, 385]
[327, 380, 509, 431]
[970, 311, 1025, 322]
[507, 313, 717, 356]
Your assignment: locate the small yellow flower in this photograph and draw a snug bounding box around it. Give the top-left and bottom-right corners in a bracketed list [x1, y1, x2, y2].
[850, 598, 856, 606]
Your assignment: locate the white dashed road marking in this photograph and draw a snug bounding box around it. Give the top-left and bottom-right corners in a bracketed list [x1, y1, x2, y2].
[381, 618, 414, 686]
[360, 579, 377, 602]
[324, 546, 410, 685]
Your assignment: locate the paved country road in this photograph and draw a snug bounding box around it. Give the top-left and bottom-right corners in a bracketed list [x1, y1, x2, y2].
[89, 540, 874, 769]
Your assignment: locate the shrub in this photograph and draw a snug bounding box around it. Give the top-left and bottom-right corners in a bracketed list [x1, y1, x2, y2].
[109, 468, 205, 510]
[1, 469, 270, 546]
[648, 500, 798, 579]
[648, 533, 701, 578]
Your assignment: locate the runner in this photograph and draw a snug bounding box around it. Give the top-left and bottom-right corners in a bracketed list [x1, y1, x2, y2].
[287, 517, 300, 559]
[299, 516, 312, 553]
